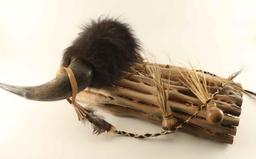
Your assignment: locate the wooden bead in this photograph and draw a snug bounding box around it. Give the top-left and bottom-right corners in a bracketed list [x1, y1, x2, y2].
[206, 106, 224, 124]
[162, 117, 178, 130]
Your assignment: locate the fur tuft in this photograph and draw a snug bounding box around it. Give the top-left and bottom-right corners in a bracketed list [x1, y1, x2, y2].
[62, 18, 142, 88]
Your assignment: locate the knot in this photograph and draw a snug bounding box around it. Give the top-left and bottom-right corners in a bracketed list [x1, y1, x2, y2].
[163, 114, 174, 119]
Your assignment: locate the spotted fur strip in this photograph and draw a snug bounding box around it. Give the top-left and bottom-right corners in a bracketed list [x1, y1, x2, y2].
[196, 69, 217, 77]
[114, 130, 173, 138]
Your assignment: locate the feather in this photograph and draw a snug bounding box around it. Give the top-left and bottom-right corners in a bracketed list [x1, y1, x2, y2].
[228, 69, 243, 80]
[85, 110, 113, 135]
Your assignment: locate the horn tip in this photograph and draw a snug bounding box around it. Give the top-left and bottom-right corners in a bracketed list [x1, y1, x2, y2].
[0, 82, 27, 98]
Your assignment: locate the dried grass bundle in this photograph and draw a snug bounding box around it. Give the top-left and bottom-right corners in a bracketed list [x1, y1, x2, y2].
[179, 67, 224, 124]
[145, 63, 177, 130]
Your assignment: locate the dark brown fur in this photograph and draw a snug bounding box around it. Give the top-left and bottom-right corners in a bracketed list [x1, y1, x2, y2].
[62, 18, 142, 88]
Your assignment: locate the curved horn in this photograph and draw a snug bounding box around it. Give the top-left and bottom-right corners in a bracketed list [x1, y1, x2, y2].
[0, 59, 93, 101]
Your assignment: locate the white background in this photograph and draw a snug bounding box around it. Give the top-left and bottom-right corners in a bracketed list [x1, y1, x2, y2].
[0, 0, 256, 159]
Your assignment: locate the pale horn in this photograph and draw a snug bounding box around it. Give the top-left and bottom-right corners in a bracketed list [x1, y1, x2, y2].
[0, 58, 93, 101]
